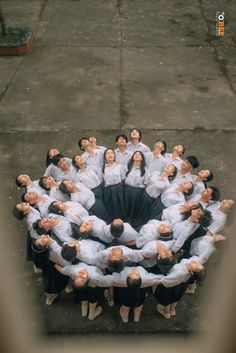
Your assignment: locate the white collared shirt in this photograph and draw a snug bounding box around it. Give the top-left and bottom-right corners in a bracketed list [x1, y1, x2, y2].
[26, 207, 41, 239]
[70, 187, 95, 210]
[161, 203, 185, 225]
[172, 219, 200, 253]
[63, 201, 89, 225]
[82, 149, 104, 169]
[190, 236, 216, 264]
[136, 220, 170, 248]
[125, 166, 150, 188]
[207, 208, 227, 234]
[37, 195, 56, 218]
[103, 222, 139, 243]
[127, 141, 151, 154]
[145, 171, 170, 198]
[161, 184, 186, 207]
[49, 185, 70, 202]
[114, 148, 132, 166]
[144, 152, 167, 174]
[48, 240, 71, 267]
[103, 163, 125, 186]
[75, 239, 106, 265]
[73, 166, 102, 189]
[164, 153, 183, 170]
[26, 180, 46, 195]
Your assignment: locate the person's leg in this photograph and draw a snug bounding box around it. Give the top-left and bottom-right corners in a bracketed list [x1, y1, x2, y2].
[104, 286, 114, 306]
[119, 305, 130, 323]
[133, 304, 143, 322]
[88, 302, 102, 321]
[81, 300, 88, 317]
[156, 303, 171, 319]
[170, 302, 177, 316]
[45, 292, 59, 305]
[185, 282, 197, 294]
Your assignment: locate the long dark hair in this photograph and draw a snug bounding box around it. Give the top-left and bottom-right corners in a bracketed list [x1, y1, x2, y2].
[102, 148, 116, 174]
[126, 151, 146, 177]
[72, 154, 82, 171]
[46, 149, 60, 167]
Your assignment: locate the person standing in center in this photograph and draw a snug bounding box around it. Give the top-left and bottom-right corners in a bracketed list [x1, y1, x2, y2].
[102, 148, 126, 222]
[124, 151, 150, 225]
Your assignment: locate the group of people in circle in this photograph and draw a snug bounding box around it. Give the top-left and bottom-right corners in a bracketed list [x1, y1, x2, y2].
[13, 128, 234, 323]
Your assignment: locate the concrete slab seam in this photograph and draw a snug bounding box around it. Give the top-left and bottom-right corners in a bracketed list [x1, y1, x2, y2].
[0, 59, 23, 104]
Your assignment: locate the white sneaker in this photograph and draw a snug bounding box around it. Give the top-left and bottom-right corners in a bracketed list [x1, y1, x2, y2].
[45, 294, 59, 305]
[156, 304, 171, 319]
[170, 309, 176, 316]
[65, 284, 73, 294]
[88, 306, 102, 321]
[104, 289, 114, 307]
[81, 302, 88, 317]
[33, 264, 42, 274]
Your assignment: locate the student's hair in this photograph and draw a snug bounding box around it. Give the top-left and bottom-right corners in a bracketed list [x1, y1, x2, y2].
[181, 202, 202, 221]
[159, 231, 174, 241]
[33, 220, 46, 235]
[209, 186, 221, 201]
[156, 257, 177, 275]
[51, 153, 64, 166]
[78, 137, 89, 151]
[38, 176, 49, 190]
[110, 223, 124, 238]
[183, 182, 194, 197]
[180, 145, 185, 155]
[127, 276, 142, 289]
[48, 202, 64, 216]
[102, 148, 116, 173]
[156, 140, 167, 155]
[72, 154, 82, 170]
[115, 134, 128, 143]
[59, 181, 70, 195]
[126, 151, 146, 177]
[129, 128, 142, 141]
[107, 259, 124, 273]
[198, 209, 213, 228]
[192, 269, 206, 286]
[205, 170, 213, 183]
[21, 191, 37, 206]
[168, 165, 177, 183]
[46, 149, 60, 167]
[15, 175, 25, 187]
[61, 244, 77, 261]
[186, 156, 199, 169]
[77, 229, 92, 239]
[12, 206, 25, 220]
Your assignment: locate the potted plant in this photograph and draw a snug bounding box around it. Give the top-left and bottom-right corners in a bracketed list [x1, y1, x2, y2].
[0, 6, 35, 56]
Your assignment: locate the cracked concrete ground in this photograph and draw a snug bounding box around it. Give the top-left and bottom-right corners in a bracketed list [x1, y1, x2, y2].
[0, 0, 236, 351]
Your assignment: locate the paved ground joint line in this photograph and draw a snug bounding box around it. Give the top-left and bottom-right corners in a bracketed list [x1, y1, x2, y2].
[0, 60, 23, 104]
[38, 0, 48, 22]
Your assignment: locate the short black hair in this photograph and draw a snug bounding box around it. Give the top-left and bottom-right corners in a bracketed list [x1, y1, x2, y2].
[186, 156, 199, 169]
[168, 165, 178, 183]
[110, 223, 124, 238]
[78, 137, 89, 151]
[59, 181, 70, 195]
[126, 276, 142, 289]
[48, 202, 64, 216]
[157, 257, 176, 275]
[61, 244, 77, 261]
[51, 153, 64, 166]
[209, 186, 221, 201]
[184, 182, 194, 196]
[198, 209, 213, 228]
[38, 176, 49, 190]
[156, 140, 167, 155]
[129, 128, 142, 141]
[15, 175, 24, 187]
[21, 192, 27, 203]
[115, 134, 128, 143]
[12, 206, 25, 220]
[205, 170, 213, 182]
[72, 154, 81, 169]
[33, 220, 46, 235]
[107, 259, 124, 273]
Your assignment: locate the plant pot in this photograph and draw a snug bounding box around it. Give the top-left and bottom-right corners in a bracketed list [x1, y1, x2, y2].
[0, 29, 35, 56]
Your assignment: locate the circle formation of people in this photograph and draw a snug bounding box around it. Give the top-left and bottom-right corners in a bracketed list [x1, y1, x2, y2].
[13, 129, 234, 323]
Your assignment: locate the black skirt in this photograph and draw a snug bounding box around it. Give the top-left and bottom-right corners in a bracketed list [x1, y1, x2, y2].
[124, 185, 144, 222]
[73, 286, 105, 304]
[115, 286, 148, 308]
[103, 184, 125, 222]
[42, 261, 69, 294]
[92, 184, 104, 201]
[153, 280, 190, 306]
[149, 196, 165, 220]
[137, 190, 156, 223]
[90, 198, 110, 223]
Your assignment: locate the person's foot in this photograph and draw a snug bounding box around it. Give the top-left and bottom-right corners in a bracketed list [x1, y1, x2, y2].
[185, 283, 197, 294]
[45, 294, 59, 305]
[133, 312, 140, 322]
[33, 264, 42, 274]
[88, 306, 102, 321]
[104, 289, 114, 307]
[65, 283, 73, 294]
[156, 304, 171, 319]
[170, 309, 176, 316]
